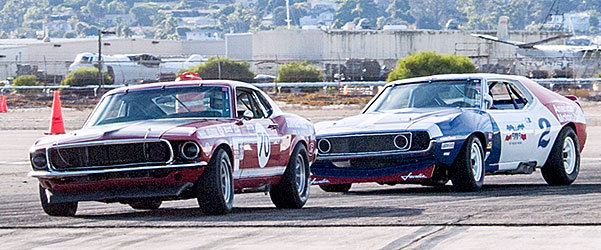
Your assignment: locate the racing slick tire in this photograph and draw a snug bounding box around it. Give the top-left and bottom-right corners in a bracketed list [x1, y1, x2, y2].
[319, 184, 352, 193]
[128, 199, 162, 210]
[196, 148, 234, 215]
[541, 126, 580, 186]
[270, 144, 310, 209]
[39, 184, 78, 217]
[449, 135, 485, 192]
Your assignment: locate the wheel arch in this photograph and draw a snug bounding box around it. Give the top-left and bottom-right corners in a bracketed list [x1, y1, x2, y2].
[213, 143, 234, 165]
[471, 131, 487, 152]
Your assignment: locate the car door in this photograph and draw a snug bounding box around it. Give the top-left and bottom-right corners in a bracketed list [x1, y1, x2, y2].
[485, 80, 538, 171]
[235, 88, 283, 179]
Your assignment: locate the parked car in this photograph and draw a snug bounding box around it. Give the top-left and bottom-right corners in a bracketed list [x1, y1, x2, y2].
[311, 74, 586, 192]
[29, 79, 316, 216]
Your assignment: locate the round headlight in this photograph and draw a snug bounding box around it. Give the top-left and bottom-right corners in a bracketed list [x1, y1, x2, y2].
[394, 134, 409, 150]
[317, 139, 331, 154]
[32, 153, 47, 170]
[180, 141, 200, 160]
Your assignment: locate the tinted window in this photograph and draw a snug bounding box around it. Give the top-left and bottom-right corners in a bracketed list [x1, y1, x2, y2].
[365, 80, 481, 112]
[85, 86, 231, 127]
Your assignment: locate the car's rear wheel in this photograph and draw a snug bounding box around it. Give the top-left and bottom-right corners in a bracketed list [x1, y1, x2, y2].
[39, 184, 77, 217]
[450, 135, 485, 192]
[270, 144, 310, 208]
[319, 184, 352, 193]
[541, 127, 580, 185]
[196, 148, 234, 215]
[128, 199, 162, 210]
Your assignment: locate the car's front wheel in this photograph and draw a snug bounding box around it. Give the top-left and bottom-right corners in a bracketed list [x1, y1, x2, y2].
[39, 184, 78, 217]
[449, 135, 485, 192]
[270, 144, 310, 208]
[128, 199, 162, 210]
[541, 127, 580, 185]
[196, 148, 234, 215]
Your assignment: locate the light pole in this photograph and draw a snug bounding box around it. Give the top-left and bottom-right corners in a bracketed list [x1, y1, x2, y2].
[98, 30, 116, 88]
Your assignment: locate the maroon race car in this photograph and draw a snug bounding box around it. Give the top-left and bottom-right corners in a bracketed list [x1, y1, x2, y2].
[29, 80, 316, 216]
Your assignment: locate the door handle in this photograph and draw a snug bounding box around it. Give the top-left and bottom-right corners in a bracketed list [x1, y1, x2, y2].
[268, 124, 278, 130]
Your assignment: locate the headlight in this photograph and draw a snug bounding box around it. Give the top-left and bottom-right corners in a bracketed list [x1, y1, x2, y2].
[180, 141, 200, 160]
[317, 139, 331, 154]
[31, 152, 48, 170]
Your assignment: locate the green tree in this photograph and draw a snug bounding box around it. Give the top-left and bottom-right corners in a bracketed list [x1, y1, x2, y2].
[387, 51, 478, 82]
[184, 57, 254, 82]
[276, 61, 321, 82]
[130, 3, 159, 26]
[334, 0, 380, 28]
[386, 0, 415, 23]
[12, 75, 40, 86]
[409, 0, 459, 29]
[62, 67, 112, 86]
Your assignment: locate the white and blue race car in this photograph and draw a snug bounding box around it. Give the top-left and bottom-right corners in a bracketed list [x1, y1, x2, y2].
[311, 74, 586, 192]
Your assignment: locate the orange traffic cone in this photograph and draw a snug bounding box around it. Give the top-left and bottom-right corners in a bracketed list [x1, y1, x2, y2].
[0, 96, 5, 113]
[1, 95, 7, 112]
[45, 91, 65, 135]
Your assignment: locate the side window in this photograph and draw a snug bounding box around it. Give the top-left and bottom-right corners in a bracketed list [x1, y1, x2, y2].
[488, 82, 529, 110]
[236, 89, 265, 119]
[254, 90, 273, 117]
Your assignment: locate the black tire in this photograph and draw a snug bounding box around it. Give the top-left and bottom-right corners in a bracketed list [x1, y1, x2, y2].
[39, 184, 77, 217]
[541, 127, 580, 186]
[270, 144, 310, 209]
[450, 135, 485, 192]
[319, 184, 352, 193]
[196, 149, 234, 215]
[128, 199, 162, 210]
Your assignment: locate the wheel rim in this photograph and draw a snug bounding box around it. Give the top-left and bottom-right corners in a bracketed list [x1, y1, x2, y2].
[294, 154, 308, 198]
[220, 155, 232, 203]
[563, 136, 576, 175]
[470, 141, 483, 182]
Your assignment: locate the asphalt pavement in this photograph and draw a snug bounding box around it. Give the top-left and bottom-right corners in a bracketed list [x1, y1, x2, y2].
[2, 130, 601, 249]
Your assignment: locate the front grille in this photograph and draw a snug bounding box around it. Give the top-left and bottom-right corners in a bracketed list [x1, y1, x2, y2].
[49, 141, 172, 170]
[318, 131, 430, 154]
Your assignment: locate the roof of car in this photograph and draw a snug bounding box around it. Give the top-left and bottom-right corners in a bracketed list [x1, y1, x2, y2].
[387, 73, 527, 86]
[104, 80, 259, 95]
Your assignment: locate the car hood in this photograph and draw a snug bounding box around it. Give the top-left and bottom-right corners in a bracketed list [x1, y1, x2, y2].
[33, 118, 233, 147]
[315, 108, 465, 138]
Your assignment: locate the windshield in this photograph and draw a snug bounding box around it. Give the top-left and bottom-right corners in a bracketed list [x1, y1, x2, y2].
[85, 86, 232, 127]
[365, 80, 481, 113]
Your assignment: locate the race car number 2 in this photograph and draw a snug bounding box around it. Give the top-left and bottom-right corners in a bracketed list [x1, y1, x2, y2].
[256, 124, 271, 168]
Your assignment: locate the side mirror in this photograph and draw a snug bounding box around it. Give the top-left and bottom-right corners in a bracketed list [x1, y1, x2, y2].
[242, 110, 254, 120]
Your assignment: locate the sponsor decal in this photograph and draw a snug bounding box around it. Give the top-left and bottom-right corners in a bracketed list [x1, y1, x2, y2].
[310, 178, 330, 185]
[256, 124, 271, 168]
[506, 124, 525, 131]
[553, 104, 578, 123]
[505, 123, 527, 144]
[538, 118, 551, 148]
[401, 172, 428, 181]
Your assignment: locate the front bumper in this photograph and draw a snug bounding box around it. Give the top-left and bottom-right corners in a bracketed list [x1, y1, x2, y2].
[32, 162, 208, 203]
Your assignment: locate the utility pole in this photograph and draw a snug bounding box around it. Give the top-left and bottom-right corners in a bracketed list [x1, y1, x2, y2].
[98, 30, 116, 88]
[285, 0, 291, 30]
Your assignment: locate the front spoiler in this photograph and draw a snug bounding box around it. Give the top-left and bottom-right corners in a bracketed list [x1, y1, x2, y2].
[310, 160, 436, 185]
[29, 162, 208, 179]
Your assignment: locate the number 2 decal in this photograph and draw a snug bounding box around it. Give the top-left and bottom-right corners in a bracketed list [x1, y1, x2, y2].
[538, 118, 551, 148]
